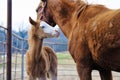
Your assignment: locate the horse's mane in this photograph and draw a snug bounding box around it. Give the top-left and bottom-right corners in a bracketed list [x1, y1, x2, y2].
[60, 0, 87, 8]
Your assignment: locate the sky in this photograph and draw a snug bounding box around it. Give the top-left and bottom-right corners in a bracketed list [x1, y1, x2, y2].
[0, 0, 39, 31]
[0, 0, 120, 31]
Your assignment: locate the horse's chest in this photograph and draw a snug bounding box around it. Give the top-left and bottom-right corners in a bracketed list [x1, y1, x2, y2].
[68, 31, 81, 53]
[68, 28, 90, 62]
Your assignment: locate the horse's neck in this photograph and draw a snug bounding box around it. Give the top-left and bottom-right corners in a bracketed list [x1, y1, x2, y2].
[50, 0, 86, 38]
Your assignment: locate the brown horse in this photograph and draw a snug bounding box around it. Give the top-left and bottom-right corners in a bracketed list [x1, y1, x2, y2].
[26, 17, 58, 80]
[36, 0, 120, 80]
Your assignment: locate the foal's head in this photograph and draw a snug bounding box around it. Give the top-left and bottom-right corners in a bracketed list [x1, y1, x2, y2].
[29, 17, 59, 39]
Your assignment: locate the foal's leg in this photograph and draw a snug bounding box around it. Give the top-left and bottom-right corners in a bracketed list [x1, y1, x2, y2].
[51, 72, 57, 80]
[99, 70, 113, 80]
[38, 74, 47, 80]
[76, 63, 92, 80]
[29, 76, 36, 80]
[49, 64, 57, 80]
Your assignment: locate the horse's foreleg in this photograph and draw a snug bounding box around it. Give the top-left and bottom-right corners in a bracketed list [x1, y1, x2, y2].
[76, 63, 92, 80]
[99, 70, 113, 80]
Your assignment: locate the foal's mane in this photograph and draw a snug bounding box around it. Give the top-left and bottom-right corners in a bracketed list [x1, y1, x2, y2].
[28, 21, 40, 49]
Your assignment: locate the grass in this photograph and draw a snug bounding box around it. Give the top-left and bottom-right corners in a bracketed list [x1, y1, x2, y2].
[57, 52, 72, 59]
[56, 52, 75, 65]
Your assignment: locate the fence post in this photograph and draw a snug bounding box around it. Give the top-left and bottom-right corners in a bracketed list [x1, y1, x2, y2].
[21, 39, 24, 80]
[3, 43, 6, 80]
[7, 0, 12, 80]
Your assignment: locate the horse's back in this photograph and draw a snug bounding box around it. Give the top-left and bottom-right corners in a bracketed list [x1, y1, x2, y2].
[85, 9, 120, 71]
[87, 9, 120, 52]
[42, 46, 57, 57]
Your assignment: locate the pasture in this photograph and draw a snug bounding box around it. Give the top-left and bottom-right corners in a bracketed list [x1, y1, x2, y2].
[0, 52, 120, 80]
[1, 0, 120, 80]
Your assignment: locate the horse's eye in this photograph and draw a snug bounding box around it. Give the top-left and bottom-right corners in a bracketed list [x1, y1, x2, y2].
[36, 9, 38, 12]
[36, 6, 42, 13]
[41, 26, 45, 28]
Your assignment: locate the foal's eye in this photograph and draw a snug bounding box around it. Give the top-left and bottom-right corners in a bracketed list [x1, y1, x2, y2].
[41, 26, 45, 28]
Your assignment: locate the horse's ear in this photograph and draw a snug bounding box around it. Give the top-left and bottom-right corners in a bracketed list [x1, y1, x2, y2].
[41, 0, 47, 7]
[41, 0, 47, 2]
[29, 17, 37, 26]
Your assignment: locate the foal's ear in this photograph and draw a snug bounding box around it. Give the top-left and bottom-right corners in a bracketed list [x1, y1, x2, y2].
[29, 17, 37, 26]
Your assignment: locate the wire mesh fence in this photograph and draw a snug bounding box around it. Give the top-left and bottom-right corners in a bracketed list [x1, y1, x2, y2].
[0, 26, 7, 80]
[0, 26, 120, 80]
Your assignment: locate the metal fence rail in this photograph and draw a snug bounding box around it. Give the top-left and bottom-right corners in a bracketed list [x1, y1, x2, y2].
[0, 26, 27, 80]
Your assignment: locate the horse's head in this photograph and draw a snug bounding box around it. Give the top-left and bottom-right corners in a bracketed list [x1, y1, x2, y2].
[29, 17, 59, 39]
[36, 0, 56, 27]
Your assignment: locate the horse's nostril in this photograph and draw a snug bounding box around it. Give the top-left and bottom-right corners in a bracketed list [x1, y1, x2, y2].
[41, 16, 43, 20]
[55, 30, 60, 37]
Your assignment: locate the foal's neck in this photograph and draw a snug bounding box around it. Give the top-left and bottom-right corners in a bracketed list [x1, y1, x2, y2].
[30, 38, 43, 60]
[35, 39, 43, 56]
